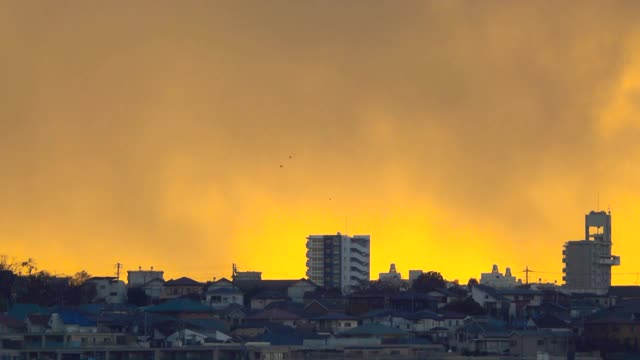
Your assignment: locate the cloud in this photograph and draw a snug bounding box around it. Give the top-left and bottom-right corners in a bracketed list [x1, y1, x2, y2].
[1, 1, 640, 282]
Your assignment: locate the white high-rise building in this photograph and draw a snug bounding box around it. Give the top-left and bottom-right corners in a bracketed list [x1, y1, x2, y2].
[563, 210, 620, 294]
[306, 233, 370, 294]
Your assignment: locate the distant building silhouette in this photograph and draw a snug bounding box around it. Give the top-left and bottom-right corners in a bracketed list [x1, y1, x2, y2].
[563, 210, 620, 294]
[306, 233, 370, 294]
[480, 264, 519, 288]
[379, 263, 401, 282]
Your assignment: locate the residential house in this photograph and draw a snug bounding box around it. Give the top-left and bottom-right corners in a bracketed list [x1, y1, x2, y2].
[339, 324, 411, 342]
[509, 330, 571, 357]
[308, 313, 358, 334]
[127, 268, 165, 300]
[405, 310, 442, 333]
[162, 277, 203, 300]
[49, 311, 97, 333]
[205, 287, 244, 309]
[250, 290, 289, 311]
[144, 298, 215, 319]
[234, 279, 317, 306]
[389, 291, 438, 312]
[471, 285, 512, 320]
[244, 309, 302, 328]
[89, 277, 127, 304]
[26, 314, 50, 333]
[0, 315, 25, 333]
[165, 328, 231, 347]
[452, 316, 508, 354]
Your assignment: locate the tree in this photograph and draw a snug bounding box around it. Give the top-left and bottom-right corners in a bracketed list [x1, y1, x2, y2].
[127, 287, 150, 306]
[71, 270, 91, 286]
[412, 271, 446, 292]
[20, 258, 38, 276]
[467, 278, 479, 288]
[442, 296, 486, 316]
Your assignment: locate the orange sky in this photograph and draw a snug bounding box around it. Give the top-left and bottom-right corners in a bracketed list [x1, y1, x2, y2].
[2, 1, 640, 285]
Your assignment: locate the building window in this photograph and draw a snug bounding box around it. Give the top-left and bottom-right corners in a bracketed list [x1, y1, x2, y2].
[537, 339, 544, 346]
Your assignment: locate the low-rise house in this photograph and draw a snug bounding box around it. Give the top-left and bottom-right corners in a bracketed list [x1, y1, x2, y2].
[389, 291, 437, 312]
[347, 292, 388, 315]
[308, 313, 358, 334]
[144, 298, 215, 319]
[453, 316, 508, 353]
[608, 286, 640, 305]
[165, 328, 231, 347]
[234, 279, 317, 306]
[405, 310, 442, 333]
[215, 304, 247, 328]
[339, 324, 411, 342]
[205, 287, 244, 309]
[26, 314, 50, 333]
[471, 285, 512, 320]
[127, 268, 165, 300]
[89, 277, 127, 304]
[244, 309, 302, 328]
[0, 314, 25, 333]
[471, 331, 511, 355]
[303, 299, 346, 317]
[250, 290, 289, 310]
[440, 312, 468, 331]
[509, 330, 571, 357]
[162, 277, 203, 300]
[49, 311, 97, 333]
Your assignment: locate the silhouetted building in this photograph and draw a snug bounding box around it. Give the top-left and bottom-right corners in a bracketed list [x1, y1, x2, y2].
[480, 264, 519, 288]
[306, 233, 370, 294]
[563, 210, 620, 294]
[379, 264, 401, 282]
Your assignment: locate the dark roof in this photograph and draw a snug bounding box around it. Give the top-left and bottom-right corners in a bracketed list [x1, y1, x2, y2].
[252, 290, 289, 300]
[390, 291, 439, 301]
[56, 310, 96, 327]
[245, 308, 301, 321]
[0, 314, 26, 329]
[145, 298, 213, 313]
[403, 310, 440, 321]
[165, 277, 202, 287]
[27, 314, 50, 326]
[609, 286, 640, 298]
[8, 303, 47, 320]
[183, 318, 226, 333]
[264, 301, 305, 315]
[341, 324, 409, 337]
[234, 279, 310, 292]
[441, 311, 468, 320]
[88, 276, 118, 281]
[473, 285, 509, 301]
[309, 312, 358, 321]
[533, 314, 569, 329]
[207, 287, 242, 295]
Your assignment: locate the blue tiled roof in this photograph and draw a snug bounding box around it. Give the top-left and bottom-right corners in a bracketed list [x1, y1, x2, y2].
[8, 303, 47, 321]
[57, 310, 96, 327]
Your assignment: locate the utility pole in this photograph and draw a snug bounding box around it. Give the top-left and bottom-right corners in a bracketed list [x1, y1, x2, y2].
[115, 262, 122, 280]
[523, 266, 532, 285]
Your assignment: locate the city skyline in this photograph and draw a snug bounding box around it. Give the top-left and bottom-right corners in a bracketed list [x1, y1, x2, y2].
[3, 1, 640, 284]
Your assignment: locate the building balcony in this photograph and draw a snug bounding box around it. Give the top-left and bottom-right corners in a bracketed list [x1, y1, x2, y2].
[599, 256, 621, 266]
[350, 252, 369, 263]
[350, 242, 369, 254]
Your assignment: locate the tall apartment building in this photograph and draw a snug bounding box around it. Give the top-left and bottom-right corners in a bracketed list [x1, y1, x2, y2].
[563, 210, 620, 294]
[306, 233, 370, 294]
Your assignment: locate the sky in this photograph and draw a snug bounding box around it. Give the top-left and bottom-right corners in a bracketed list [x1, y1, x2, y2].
[2, 1, 640, 284]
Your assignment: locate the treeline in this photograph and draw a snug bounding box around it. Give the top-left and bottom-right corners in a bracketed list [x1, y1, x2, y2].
[0, 256, 96, 311]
